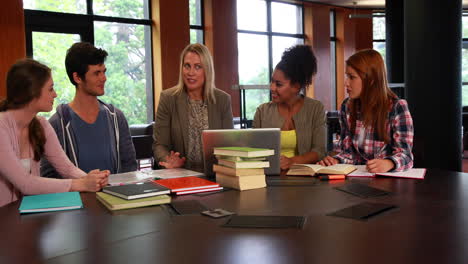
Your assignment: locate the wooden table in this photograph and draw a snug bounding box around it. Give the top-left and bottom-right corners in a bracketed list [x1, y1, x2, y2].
[1, 169, 467, 264]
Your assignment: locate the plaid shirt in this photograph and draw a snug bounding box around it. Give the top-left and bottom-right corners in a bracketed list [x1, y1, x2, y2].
[334, 98, 414, 172]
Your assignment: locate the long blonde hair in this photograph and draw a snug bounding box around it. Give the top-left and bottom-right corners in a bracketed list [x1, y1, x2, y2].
[172, 43, 216, 103]
[346, 49, 397, 143]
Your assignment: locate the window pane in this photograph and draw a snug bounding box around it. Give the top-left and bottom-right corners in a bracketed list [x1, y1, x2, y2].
[238, 33, 269, 85]
[237, 0, 267, 32]
[464, 85, 468, 106]
[23, 0, 86, 14]
[244, 89, 270, 120]
[95, 22, 152, 125]
[463, 47, 468, 82]
[190, 29, 204, 44]
[93, 0, 148, 19]
[373, 42, 386, 61]
[373, 15, 386, 40]
[330, 10, 336, 37]
[189, 0, 203, 26]
[271, 2, 303, 34]
[32, 32, 81, 119]
[464, 17, 468, 39]
[272, 36, 304, 69]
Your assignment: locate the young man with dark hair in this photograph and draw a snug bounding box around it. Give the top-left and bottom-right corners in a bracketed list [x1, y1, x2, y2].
[41, 42, 137, 178]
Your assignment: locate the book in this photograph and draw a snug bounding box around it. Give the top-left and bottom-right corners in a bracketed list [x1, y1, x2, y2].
[215, 155, 267, 162]
[175, 187, 224, 195]
[213, 164, 265, 177]
[103, 182, 170, 200]
[154, 176, 220, 192]
[108, 169, 205, 186]
[216, 173, 266, 191]
[218, 159, 270, 169]
[96, 192, 171, 211]
[19, 192, 83, 214]
[347, 165, 426, 179]
[213, 147, 275, 158]
[286, 164, 357, 176]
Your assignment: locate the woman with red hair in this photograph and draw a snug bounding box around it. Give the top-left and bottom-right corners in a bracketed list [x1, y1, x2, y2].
[319, 49, 414, 173]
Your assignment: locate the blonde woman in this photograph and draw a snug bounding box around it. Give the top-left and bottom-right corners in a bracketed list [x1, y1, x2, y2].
[153, 43, 233, 172]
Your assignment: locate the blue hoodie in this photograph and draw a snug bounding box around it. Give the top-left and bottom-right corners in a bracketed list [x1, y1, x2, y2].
[41, 100, 137, 178]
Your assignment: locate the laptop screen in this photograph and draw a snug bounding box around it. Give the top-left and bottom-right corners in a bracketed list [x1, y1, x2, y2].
[202, 128, 281, 177]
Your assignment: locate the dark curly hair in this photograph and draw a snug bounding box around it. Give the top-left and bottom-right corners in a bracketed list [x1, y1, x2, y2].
[65, 42, 108, 86]
[275, 45, 317, 92]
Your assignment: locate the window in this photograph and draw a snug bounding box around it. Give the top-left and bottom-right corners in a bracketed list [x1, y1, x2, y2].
[237, 0, 304, 125]
[330, 9, 337, 110]
[463, 16, 468, 106]
[189, 0, 204, 44]
[24, 0, 153, 125]
[372, 12, 386, 59]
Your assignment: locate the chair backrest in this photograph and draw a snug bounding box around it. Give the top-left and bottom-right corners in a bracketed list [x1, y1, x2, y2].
[129, 122, 155, 169]
[132, 135, 154, 160]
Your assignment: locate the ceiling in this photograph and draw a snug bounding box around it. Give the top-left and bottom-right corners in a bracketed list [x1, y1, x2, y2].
[303, 0, 468, 9]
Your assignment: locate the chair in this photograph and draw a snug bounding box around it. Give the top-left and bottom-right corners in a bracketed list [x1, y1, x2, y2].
[326, 111, 340, 153]
[129, 122, 155, 170]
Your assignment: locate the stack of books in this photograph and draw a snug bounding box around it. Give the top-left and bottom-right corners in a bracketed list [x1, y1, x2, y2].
[97, 181, 172, 211]
[213, 147, 275, 191]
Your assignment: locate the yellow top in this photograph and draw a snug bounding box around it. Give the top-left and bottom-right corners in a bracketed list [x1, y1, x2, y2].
[280, 130, 297, 158]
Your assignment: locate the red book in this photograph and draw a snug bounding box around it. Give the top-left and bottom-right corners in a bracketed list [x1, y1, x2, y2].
[154, 176, 220, 192]
[175, 187, 223, 195]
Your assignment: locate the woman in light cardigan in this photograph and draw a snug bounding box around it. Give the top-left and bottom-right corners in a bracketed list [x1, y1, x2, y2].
[0, 59, 109, 207]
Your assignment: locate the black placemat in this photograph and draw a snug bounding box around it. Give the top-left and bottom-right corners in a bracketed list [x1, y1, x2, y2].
[327, 202, 397, 221]
[267, 178, 320, 187]
[223, 215, 306, 229]
[334, 183, 390, 198]
[169, 200, 208, 215]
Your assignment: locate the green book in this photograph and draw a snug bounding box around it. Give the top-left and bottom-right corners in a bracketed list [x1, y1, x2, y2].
[213, 147, 274, 158]
[218, 159, 270, 169]
[215, 155, 267, 162]
[96, 192, 171, 211]
[19, 192, 83, 214]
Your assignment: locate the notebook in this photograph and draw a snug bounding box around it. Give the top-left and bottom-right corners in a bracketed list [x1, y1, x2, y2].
[19, 192, 83, 214]
[103, 182, 170, 200]
[202, 128, 281, 176]
[96, 192, 171, 211]
[347, 165, 426, 179]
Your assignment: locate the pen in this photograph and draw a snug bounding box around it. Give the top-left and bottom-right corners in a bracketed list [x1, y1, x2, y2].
[319, 174, 346, 180]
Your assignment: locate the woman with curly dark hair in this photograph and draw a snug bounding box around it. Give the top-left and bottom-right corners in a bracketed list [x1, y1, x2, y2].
[252, 45, 326, 170]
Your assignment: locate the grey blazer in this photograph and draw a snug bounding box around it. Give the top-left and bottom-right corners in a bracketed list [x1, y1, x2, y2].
[252, 96, 326, 160]
[153, 87, 234, 164]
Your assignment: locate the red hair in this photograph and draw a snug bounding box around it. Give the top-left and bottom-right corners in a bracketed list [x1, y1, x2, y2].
[346, 49, 397, 143]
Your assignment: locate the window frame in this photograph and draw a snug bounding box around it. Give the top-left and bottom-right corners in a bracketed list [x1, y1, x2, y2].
[189, 0, 205, 44]
[237, 0, 305, 127]
[23, 0, 155, 123]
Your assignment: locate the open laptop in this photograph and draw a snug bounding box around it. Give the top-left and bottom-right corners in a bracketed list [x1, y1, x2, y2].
[202, 128, 281, 177]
